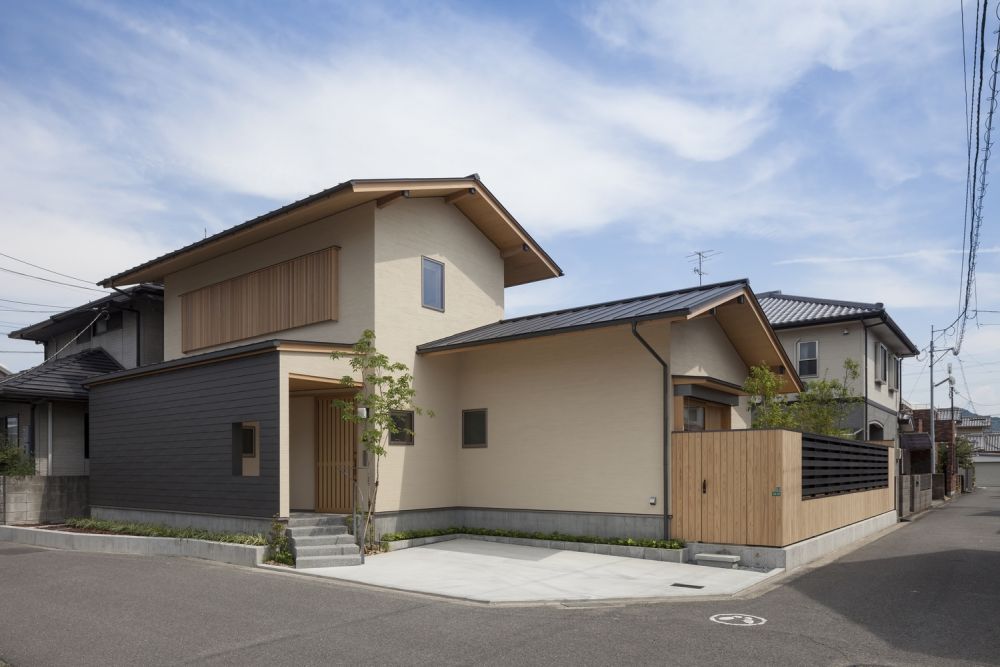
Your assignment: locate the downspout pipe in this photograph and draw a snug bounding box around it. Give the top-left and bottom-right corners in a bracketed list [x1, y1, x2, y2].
[631, 321, 670, 541]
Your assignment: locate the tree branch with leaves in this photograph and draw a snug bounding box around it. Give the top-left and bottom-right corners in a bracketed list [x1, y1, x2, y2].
[330, 329, 431, 553]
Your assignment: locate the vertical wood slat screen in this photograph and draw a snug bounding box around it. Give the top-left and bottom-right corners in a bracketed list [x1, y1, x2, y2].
[316, 398, 355, 514]
[181, 247, 339, 352]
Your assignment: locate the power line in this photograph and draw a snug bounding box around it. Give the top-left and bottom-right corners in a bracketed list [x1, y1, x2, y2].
[0, 307, 63, 313]
[0, 252, 95, 285]
[0, 266, 107, 293]
[0, 297, 72, 309]
[957, 356, 978, 412]
[0, 350, 43, 354]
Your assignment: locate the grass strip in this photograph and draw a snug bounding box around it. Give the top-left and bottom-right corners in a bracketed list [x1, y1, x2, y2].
[64, 517, 267, 546]
[381, 526, 684, 550]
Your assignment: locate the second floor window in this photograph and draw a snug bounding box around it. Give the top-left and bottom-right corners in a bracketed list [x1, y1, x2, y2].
[422, 257, 444, 311]
[798, 341, 818, 377]
[876, 343, 889, 385]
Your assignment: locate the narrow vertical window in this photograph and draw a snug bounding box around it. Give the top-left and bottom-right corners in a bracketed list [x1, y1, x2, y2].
[232, 422, 260, 477]
[797, 341, 818, 377]
[389, 410, 415, 446]
[422, 257, 445, 311]
[462, 409, 487, 448]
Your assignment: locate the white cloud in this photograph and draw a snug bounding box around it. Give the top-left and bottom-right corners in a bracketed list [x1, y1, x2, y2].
[582, 1, 953, 94]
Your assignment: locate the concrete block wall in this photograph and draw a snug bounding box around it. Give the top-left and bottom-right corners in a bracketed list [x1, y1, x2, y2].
[1, 475, 88, 525]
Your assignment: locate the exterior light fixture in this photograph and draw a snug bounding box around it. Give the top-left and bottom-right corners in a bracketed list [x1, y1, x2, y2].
[356, 407, 369, 419]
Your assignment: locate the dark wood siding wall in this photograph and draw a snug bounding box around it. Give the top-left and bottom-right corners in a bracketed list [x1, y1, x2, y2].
[89, 352, 280, 517]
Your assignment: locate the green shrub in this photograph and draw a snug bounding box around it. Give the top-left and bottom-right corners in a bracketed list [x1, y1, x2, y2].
[64, 517, 266, 545]
[267, 516, 295, 566]
[380, 526, 684, 550]
[0, 442, 34, 477]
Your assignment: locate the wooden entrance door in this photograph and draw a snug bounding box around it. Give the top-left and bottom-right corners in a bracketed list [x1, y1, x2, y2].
[315, 398, 355, 513]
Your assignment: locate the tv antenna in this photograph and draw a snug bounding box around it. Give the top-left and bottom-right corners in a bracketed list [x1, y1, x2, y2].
[687, 250, 722, 285]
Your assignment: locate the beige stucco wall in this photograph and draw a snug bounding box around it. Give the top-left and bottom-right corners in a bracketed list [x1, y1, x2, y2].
[289, 396, 315, 510]
[775, 321, 865, 394]
[453, 322, 669, 515]
[371, 198, 506, 513]
[670, 316, 751, 427]
[162, 203, 377, 360]
[670, 316, 748, 383]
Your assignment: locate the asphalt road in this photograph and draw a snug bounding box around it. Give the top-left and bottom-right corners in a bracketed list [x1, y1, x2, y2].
[1, 490, 998, 666]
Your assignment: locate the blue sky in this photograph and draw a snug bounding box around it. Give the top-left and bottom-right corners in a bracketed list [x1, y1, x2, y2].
[0, 1, 997, 409]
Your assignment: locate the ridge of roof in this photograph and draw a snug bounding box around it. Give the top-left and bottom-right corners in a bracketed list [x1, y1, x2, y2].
[99, 175, 562, 288]
[418, 279, 749, 353]
[0, 348, 123, 400]
[757, 290, 883, 312]
[489, 278, 749, 326]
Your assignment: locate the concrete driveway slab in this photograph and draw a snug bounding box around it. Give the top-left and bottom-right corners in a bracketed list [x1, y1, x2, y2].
[294, 538, 780, 602]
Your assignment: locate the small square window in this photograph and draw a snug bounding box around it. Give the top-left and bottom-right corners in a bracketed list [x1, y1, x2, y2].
[422, 257, 445, 311]
[683, 407, 705, 431]
[462, 409, 487, 448]
[4, 416, 17, 446]
[798, 341, 818, 377]
[390, 410, 414, 446]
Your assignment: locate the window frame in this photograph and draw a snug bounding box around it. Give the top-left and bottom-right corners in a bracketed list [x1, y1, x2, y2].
[797, 340, 819, 378]
[421, 256, 445, 312]
[683, 406, 706, 431]
[462, 408, 488, 448]
[389, 410, 415, 446]
[233, 421, 260, 477]
[3, 416, 17, 446]
[876, 343, 889, 385]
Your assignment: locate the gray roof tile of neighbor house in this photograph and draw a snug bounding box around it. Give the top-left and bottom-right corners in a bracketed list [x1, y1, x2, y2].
[418, 279, 749, 353]
[0, 349, 122, 401]
[756, 290, 919, 356]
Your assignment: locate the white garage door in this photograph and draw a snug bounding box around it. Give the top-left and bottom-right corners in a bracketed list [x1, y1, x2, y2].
[976, 461, 1000, 487]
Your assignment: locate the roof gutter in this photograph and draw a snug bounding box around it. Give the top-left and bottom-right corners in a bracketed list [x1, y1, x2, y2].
[631, 321, 671, 541]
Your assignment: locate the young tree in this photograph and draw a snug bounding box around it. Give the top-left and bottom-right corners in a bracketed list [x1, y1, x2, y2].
[743, 364, 794, 429]
[937, 435, 975, 473]
[330, 330, 430, 552]
[743, 360, 861, 437]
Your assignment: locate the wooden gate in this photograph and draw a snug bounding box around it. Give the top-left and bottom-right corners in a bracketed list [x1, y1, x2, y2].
[671, 431, 749, 544]
[316, 398, 355, 514]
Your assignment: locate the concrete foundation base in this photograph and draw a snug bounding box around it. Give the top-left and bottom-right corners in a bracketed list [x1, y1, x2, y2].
[374, 507, 664, 540]
[91, 506, 273, 535]
[687, 510, 898, 571]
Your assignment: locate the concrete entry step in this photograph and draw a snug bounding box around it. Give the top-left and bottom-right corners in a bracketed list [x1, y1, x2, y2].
[287, 514, 350, 528]
[287, 534, 356, 548]
[286, 524, 348, 538]
[693, 553, 741, 569]
[296, 554, 363, 568]
[292, 544, 360, 557]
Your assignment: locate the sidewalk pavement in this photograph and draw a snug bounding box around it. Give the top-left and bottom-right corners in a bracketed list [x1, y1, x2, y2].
[270, 538, 782, 603]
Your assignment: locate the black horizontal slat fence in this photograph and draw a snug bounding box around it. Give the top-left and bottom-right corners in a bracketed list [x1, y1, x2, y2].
[801, 434, 889, 499]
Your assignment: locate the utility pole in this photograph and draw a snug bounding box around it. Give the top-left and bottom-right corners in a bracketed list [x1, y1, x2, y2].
[687, 250, 721, 286]
[928, 326, 957, 476]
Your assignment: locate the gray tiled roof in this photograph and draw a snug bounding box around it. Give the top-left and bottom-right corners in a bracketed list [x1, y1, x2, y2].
[756, 290, 919, 356]
[0, 349, 122, 400]
[756, 291, 882, 326]
[419, 279, 748, 353]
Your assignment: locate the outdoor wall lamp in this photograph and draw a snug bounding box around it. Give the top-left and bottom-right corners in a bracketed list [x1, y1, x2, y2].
[356, 407, 369, 419]
[649, 496, 657, 506]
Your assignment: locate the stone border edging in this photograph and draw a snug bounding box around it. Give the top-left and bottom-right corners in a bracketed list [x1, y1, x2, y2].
[0, 526, 266, 568]
[382, 533, 688, 563]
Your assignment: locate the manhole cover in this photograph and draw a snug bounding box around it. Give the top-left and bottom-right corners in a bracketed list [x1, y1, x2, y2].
[710, 613, 767, 626]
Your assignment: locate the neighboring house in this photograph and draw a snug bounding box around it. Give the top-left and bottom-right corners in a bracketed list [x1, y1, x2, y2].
[757, 291, 919, 441]
[0, 285, 163, 475]
[85, 175, 802, 544]
[971, 432, 1000, 486]
[0, 363, 11, 380]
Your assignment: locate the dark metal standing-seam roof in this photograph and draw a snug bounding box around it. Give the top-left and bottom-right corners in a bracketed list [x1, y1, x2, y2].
[0, 349, 123, 401]
[418, 279, 748, 353]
